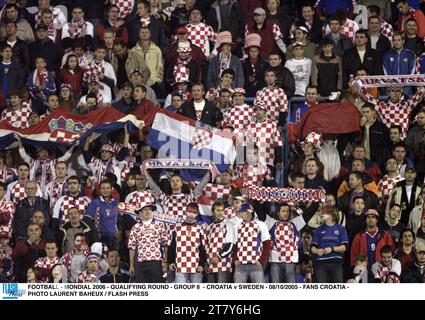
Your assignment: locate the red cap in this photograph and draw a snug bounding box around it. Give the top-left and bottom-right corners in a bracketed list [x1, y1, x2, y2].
[366, 209, 379, 219]
[176, 26, 188, 35]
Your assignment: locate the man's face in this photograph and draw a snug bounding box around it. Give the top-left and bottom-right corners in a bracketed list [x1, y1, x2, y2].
[108, 7, 119, 20]
[386, 159, 398, 173]
[389, 206, 401, 220]
[219, 92, 231, 107]
[220, 172, 232, 185]
[36, 28, 48, 40]
[171, 176, 183, 190]
[172, 96, 183, 108]
[0, 47, 13, 60]
[32, 212, 45, 228]
[302, 232, 312, 246]
[135, 175, 147, 190]
[329, 20, 340, 33]
[114, 44, 126, 57]
[322, 43, 333, 55]
[221, 43, 232, 55]
[100, 150, 113, 161]
[18, 165, 29, 180]
[141, 206, 153, 220]
[35, 58, 47, 70]
[6, 7, 18, 20]
[393, 146, 406, 161]
[87, 260, 99, 273]
[349, 175, 361, 190]
[29, 113, 40, 126]
[406, 21, 417, 35]
[302, 6, 313, 20]
[100, 183, 112, 198]
[293, 46, 304, 58]
[390, 128, 401, 142]
[45, 242, 58, 258]
[292, 177, 305, 189]
[416, 251, 425, 265]
[137, 3, 148, 16]
[6, 22, 17, 36]
[355, 33, 367, 46]
[221, 74, 234, 87]
[353, 147, 365, 160]
[141, 146, 153, 160]
[253, 13, 266, 24]
[95, 49, 106, 61]
[353, 199, 365, 212]
[72, 8, 84, 21]
[25, 182, 38, 198]
[68, 208, 80, 224]
[185, 209, 198, 223]
[294, 30, 306, 42]
[416, 112, 425, 127]
[265, 72, 276, 85]
[255, 107, 267, 119]
[67, 179, 80, 194]
[178, 51, 190, 60]
[104, 32, 115, 46]
[393, 35, 404, 50]
[107, 251, 119, 268]
[133, 87, 146, 101]
[190, 10, 202, 23]
[213, 205, 225, 221]
[305, 161, 318, 175]
[405, 170, 417, 183]
[121, 86, 133, 98]
[191, 85, 204, 100]
[397, 2, 409, 15]
[38, 149, 49, 160]
[362, 107, 375, 122]
[48, 95, 59, 110]
[380, 252, 393, 267]
[74, 235, 87, 251]
[368, 18, 380, 33]
[232, 93, 245, 105]
[248, 47, 259, 59]
[401, 231, 414, 246]
[301, 142, 314, 157]
[356, 70, 367, 79]
[74, 47, 84, 57]
[278, 206, 290, 221]
[352, 160, 365, 172]
[28, 224, 41, 241]
[246, 148, 258, 164]
[42, 13, 53, 26]
[55, 163, 67, 179]
[268, 55, 281, 67]
[131, 72, 143, 85]
[366, 215, 378, 228]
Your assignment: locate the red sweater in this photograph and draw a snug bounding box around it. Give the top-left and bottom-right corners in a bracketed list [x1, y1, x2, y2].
[350, 229, 394, 267]
[97, 23, 129, 44]
[60, 68, 84, 97]
[131, 98, 159, 136]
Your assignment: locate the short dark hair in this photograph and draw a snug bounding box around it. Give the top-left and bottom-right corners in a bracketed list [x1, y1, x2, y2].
[367, 5, 381, 16]
[95, 43, 107, 51]
[356, 66, 369, 75]
[45, 239, 57, 247]
[219, 88, 231, 96]
[86, 93, 98, 102]
[390, 125, 402, 134]
[328, 15, 341, 23]
[355, 29, 368, 37]
[67, 176, 80, 184]
[17, 163, 30, 171]
[100, 179, 112, 188]
[290, 172, 305, 181]
[5, 3, 19, 10]
[134, 84, 147, 93]
[400, 228, 416, 243]
[212, 201, 225, 213]
[362, 102, 375, 112]
[220, 68, 235, 79]
[0, 182, 7, 191]
[380, 245, 393, 255]
[349, 170, 363, 181]
[352, 196, 365, 203]
[393, 142, 407, 151]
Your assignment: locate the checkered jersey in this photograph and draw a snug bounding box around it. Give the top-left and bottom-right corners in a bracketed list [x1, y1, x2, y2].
[174, 223, 204, 273]
[236, 221, 262, 264]
[0, 196, 15, 238]
[186, 23, 217, 56]
[44, 179, 67, 211]
[380, 19, 394, 42]
[224, 207, 237, 219]
[34, 256, 60, 273]
[110, 0, 134, 18]
[363, 89, 425, 139]
[271, 221, 298, 263]
[1, 106, 32, 129]
[77, 271, 100, 283]
[223, 104, 254, 135]
[6, 181, 42, 205]
[378, 175, 405, 202]
[128, 219, 167, 262]
[204, 221, 232, 273]
[0, 167, 15, 184]
[125, 191, 155, 211]
[234, 163, 272, 187]
[255, 87, 288, 123]
[245, 119, 283, 166]
[157, 192, 197, 219]
[201, 183, 231, 201]
[53, 195, 91, 225]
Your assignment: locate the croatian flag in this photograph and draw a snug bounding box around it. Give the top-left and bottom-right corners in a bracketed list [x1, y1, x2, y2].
[147, 110, 236, 181]
[0, 108, 144, 149]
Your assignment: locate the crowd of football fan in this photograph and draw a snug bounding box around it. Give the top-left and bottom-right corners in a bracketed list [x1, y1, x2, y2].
[1, 0, 425, 284]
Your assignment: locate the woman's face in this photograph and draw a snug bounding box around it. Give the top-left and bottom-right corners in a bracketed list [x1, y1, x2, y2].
[27, 269, 36, 282]
[61, 88, 71, 99]
[127, 176, 136, 187]
[267, 0, 278, 12]
[52, 265, 62, 280]
[302, 143, 314, 157]
[68, 56, 78, 69]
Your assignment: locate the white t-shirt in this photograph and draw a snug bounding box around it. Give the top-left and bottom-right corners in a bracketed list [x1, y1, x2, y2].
[285, 58, 312, 96]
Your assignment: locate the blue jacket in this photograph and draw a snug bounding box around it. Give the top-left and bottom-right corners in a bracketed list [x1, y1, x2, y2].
[383, 49, 416, 76]
[417, 54, 425, 74]
[85, 197, 120, 237]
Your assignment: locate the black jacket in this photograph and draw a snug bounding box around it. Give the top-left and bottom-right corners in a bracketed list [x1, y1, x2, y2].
[13, 197, 50, 242]
[0, 39, 30, 76]
[342, 47, 383, 89]
[401, 263, 425, 283]
[206, 0, 246, 43]
[57, 220, 96, 255]
[269, 65, 296, 98]
[0, 59, 24, 96]
[293, 17, 323, 44]
[242, 58, 269, 97]
[99, 268, 131, 283]
[179, 100, 223, 127]
[28, 39, 64, 74]
[361, 120, 391, 167]
[338, 189, 381, 216]
[127, 16, 168, 49]
[374, 34, 392, 61]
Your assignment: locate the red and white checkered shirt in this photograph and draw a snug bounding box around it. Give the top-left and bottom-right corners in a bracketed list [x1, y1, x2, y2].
[186, 23, 217, 56]
[44, 179, 67, 211]
[77, 271, 100, 283]
[1, 106, 32, 129]
[380, 19, 394, 42]
[223, 104, 254, 136]
[110, 0, 134, 19]
[378, 175, 405, 203]
[0, 196, 14, 238]
[363, 89, 425, 139]
[234, 163, 272, 187]
[255, 86, 288, 123]
[339, 19, 359, 42]
[271, 221, 298, 263]
[53, 195, 91, 225]
[204, 220, 233, 273]
[128, 219, 167, 262]
[245, 118, 283, 166]
[0, 167, 15, 184]
[125, 190, 155, 211]
[83, 61, 105, 88]
[224, 207, 237, 219]
[236, 219, 268, 264]
[6, 181, 42, 205]
[174, 222, 204, 273]
[34, 256, 60, 280]
[157, 192, 197, 219]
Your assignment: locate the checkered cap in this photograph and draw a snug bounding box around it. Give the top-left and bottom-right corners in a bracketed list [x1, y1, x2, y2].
[177, 41, 192, 53]
[253, 102, 267, 110]
[232, 88, 246, 96]
[175, 66, 190, 83]
[304, 132, 322, 149]
[100, 144, 115, 154]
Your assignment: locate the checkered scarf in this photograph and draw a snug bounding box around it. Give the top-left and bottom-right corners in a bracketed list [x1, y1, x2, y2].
[33, 160, 54, 190]
[0, 167, 15, 183]
[91, 158, 114, 183]
[33, 69, 48, 87]
[83, 61, 105, 87]
[174, 57, 192, 76]
[353, 75, 425, 89]
[142, 159, 221, 180]
[219, 53, 231, 76]
[140, 17, 151, 27]
[248, 186, 326, 203]
[68, 19, 87, 38]
[111, 0, 134, 19]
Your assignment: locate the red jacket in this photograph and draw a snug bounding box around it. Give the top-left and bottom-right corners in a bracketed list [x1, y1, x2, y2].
[164, 41, 207, 67]
[398, 9, 425, 38]
[350, 229, 394, 267]
[247, 19, 280, 60]
[131, 98, 159, 137]
[97, 22, 129, 44]
[60, 68, 84, 97]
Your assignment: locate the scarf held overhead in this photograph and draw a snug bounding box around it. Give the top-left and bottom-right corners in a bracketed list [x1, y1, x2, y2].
[142, 159, 220, 180]
[248, 186, 326, 203]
